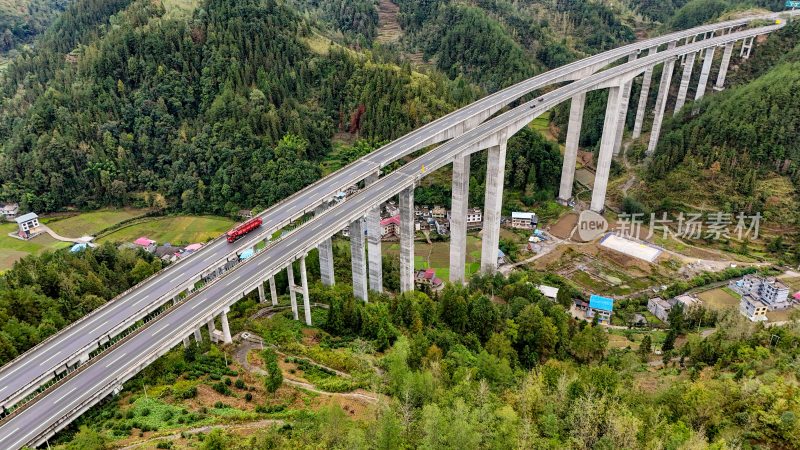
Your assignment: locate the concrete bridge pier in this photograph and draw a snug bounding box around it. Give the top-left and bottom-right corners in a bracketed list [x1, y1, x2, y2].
[315, 205, 335, 287]
[349, 218, 368, 301]
[591, 82, 626, 213]
[481, 134, 509, 274]
[675, 51, 697, 114]
[632, 47, 657, 139]
[300, 256, 312, 325]
[207, 318, 216, 342]
[449, 153, 470, 283]
[714, 41, 735, 90]
[647, 56, 678, 155]
[287, 264, 299, 320]
[399, 186, 415, 292]
[741, 36, 754, 59]
[182, 336, 191, 348]
[193, 328, 202, 344]
[694, 46, 716, 103]
[220, 308, 232, 344]
[366, 172, 383, 293]
[257, 283, 266, 303]
[558, 93, 585, 204]
[269, 276, 278, 306]
[613, 53, 638, 156]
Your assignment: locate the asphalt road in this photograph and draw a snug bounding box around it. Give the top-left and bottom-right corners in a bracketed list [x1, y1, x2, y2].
[0, 21, 788, 449]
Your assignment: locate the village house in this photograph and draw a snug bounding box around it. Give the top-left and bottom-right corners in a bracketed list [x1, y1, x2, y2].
[431, 205, 447, 219]
[729, 274, 792, 310]
[647, 297, 672, 323]
[647, 294, 701, 324]
[1, 203, 19, 220]
[466, 207, 483, 229]
[415, 268, 443, 288]
[740, 295, 768, 322]
[511, 211, 538, 230]
[586, 294, 614, 323]
[15, 213, 41, 239]
[538, 285, 559, 300]
[380, 215, 400, 239]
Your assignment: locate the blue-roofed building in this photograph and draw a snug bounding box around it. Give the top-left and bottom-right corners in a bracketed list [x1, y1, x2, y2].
[587, 294, 614, 323]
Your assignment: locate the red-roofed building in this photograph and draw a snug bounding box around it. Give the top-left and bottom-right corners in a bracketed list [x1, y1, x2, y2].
[381, 215, 401, 239]
[134, 237, 156, 249]
[415, 268, 443, 288]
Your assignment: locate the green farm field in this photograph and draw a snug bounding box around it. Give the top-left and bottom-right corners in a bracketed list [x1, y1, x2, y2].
[99, 216, 236, 245]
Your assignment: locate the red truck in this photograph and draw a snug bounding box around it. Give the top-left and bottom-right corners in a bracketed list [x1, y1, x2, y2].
[226, 217, 263, 243]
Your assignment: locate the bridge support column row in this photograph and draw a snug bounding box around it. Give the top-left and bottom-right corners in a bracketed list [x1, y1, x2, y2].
[647, 57, 677, 155]
[591, 82, 626, 213]
[632, 47, 657, 139]
[399, 187, 415, 292]
[674, 51, 696, 114]
[481, 134, 508, 274]
[349, 219, 368, 301]
[449, 153, 470, 283]
[714, 41, 735, 91]
[558, 93, 585, 204]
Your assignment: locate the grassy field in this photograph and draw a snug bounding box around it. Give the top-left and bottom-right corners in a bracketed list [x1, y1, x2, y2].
[697, 288, 740, 311]
[0, 222, 71, 271]
[99, 216, 236, 245]
[48, 208, 148, 238]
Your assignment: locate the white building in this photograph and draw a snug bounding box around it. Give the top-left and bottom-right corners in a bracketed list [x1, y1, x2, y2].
[648, 297, 672, 323]
[511, 211, 538, 230]
[740, 295, 768, 322]
[1, 203, 19, 220]
[538, 285, 559, 300]
[466, 207, 483, 229]
[729, 275, 792, 310]
[15, 212, 41, 239]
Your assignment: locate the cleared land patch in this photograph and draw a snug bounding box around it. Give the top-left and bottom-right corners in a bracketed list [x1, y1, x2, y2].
[48, 208, 148, 238]
[99, 216, 235, 245]
[697, 288, 740, 311]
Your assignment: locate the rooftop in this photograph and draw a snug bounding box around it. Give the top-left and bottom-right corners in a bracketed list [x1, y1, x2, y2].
[15, 212, 38, 223]
[589, 294, 614, 312]
[511, 211, 537, 220]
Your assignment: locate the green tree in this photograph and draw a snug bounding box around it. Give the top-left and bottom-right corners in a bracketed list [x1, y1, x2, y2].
[262, 349, 282, 393]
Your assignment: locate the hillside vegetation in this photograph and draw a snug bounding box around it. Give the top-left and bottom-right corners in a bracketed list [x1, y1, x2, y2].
[0, 0, 478, 214]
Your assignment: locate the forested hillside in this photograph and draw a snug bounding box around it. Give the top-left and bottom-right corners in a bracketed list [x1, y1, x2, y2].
[0, 0, 71, 53]
[0, 0, 478, 214]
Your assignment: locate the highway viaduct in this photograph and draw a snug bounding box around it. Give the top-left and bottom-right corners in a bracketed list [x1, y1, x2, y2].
[0, 11, 795, 448]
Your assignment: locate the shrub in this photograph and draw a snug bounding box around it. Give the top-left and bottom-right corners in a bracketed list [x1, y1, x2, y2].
[234, 379, 246, 389]
[245, 393, 253, 402]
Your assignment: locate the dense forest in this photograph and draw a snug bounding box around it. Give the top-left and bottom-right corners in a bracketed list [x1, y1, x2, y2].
[0, 0, 479, 214]
[0, 0, 72, 53]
